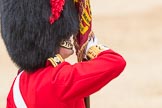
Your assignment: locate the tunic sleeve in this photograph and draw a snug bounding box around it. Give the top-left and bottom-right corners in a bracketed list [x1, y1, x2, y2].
[51, 49, 126, 101]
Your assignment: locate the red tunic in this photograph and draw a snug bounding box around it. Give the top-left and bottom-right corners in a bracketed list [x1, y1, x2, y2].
[6, 50, 126, 108]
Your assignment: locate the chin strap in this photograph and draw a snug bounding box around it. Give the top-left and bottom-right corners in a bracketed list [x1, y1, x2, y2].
[60, 40, 73, 50]
[13, 71, 27, 108]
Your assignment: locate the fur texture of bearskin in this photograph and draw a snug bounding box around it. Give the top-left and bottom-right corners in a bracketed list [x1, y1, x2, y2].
[1, 0, 79, 72]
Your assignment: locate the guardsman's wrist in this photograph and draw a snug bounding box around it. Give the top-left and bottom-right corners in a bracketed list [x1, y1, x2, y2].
[86, 45, 109, 60]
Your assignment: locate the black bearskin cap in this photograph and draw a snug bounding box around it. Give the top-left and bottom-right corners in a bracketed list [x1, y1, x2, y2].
[1, 0, 79, 71]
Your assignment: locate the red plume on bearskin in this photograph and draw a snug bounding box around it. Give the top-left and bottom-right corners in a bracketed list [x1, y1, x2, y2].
[49, 0, 65, 24]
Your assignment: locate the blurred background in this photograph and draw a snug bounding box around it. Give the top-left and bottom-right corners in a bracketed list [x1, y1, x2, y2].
[0, 0, 162, 107]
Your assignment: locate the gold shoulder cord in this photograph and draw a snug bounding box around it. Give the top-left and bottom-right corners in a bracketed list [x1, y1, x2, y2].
[86, 45, 109, 60]
[48, 54, 64, 67]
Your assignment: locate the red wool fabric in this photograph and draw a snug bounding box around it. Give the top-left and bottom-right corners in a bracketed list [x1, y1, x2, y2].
[6, 50, 126, 108]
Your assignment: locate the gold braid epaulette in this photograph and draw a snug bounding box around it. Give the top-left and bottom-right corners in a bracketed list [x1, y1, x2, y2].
[48, 54, 64, 67]
[86, 45, 109, 60]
